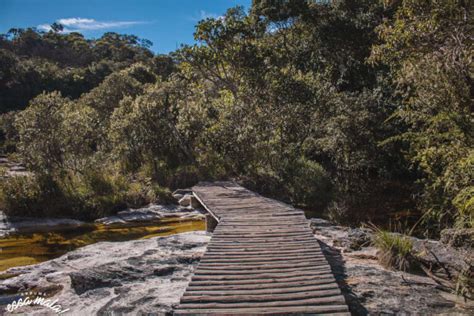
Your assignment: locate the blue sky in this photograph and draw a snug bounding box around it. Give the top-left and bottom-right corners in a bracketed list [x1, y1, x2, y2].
[0, 0, 251, 53]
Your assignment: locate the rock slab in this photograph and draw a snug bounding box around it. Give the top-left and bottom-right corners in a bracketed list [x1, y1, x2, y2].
[0, 232, 210, 315]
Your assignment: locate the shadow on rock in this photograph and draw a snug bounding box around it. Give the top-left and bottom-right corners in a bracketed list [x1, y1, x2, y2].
[318, 240, 369, 316]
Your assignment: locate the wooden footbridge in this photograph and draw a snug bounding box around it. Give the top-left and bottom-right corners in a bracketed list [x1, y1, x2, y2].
[175, 181, 349, 315]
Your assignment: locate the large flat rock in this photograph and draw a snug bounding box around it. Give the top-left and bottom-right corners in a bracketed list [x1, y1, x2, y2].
[0, 232, 211, 315]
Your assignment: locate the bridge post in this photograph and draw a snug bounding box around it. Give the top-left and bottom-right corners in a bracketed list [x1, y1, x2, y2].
[205, 214, 218, 233]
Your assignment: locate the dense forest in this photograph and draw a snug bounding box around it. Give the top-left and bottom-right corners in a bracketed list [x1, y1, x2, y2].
[0, 0, 471, 238]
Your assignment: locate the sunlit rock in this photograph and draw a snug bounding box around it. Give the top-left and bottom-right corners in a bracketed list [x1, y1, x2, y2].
[0, 232, 210, 315]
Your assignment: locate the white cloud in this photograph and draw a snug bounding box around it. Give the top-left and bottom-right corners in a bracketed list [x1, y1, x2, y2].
[188, 10, 223, 22]
[38, 17, 146, 33]
[37, 24, 52, 32]
[199, 10, 220, 20]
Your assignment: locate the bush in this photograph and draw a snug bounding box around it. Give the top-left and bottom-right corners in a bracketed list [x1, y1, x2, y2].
[0, 174, 70, 217]
[165, 165, 200, 190]
[239, 158, 333, 209]
[121, 181, 174, 207]
[241, 166, 289, 201]
[147, 184, 174, 204]
[0, 169, 173, 220]
[327, 201, 351, 224]
[0, 176, 43, 217]
[67, 170, 129, 219]
[286, 158, 333, 210]
[371, 225, 414, 271]
[0, 111, 18, 153]
[453, 186, 474, 229]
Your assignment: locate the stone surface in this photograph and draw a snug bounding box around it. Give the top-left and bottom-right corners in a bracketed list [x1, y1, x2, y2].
[410, 233, 473, 295]
[311, 218, 473, 315]
[0, 212, 85, 237]
[177, 194, 200, 208]
[178, 195, 192, 207]
[311, 220, 472, 298]
[0, 232, 211, 315]
[172, 189, 192, 201]
[96, 204, 199, 225]
[0, 212, 471, 315]
[441, 228, 474, 249]
[0, 203, 203, 237]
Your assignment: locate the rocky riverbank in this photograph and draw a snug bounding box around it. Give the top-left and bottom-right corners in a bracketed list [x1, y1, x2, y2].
[0, 202, 206, 272]
[0, 204, 205, 237]
[0, 218, 471, 315]
[0, 232, 210, 315]
[311, 219, 473, 315]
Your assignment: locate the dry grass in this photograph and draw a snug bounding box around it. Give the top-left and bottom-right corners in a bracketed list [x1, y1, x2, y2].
[369, 223, 414, 271]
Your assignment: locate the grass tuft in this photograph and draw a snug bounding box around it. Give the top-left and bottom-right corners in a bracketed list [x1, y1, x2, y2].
[369, 223, 413, 271]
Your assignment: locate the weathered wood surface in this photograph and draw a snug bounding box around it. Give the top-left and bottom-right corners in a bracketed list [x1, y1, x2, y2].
[175, 181, 349, 315]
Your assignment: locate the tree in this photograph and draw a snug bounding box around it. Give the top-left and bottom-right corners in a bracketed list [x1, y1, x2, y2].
[15, 92, 70, 172]
[371, 0, 473, 232]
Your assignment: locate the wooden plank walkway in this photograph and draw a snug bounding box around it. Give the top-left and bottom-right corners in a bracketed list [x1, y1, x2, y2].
[175, 181, 349, 315]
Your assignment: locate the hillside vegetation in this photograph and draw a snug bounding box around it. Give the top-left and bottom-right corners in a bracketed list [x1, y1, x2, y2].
[0, 0, 471, 237]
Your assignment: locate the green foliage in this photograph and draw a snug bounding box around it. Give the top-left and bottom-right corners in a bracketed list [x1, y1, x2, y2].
[0, 169, 171, 219]
[0, 27, 164, 113]
[286, 157, 332, 209]
[453, 185, 474, 229]
[371, 0, 473, 234]
[0, 111, 18, 153]
[14, 92, 71, 172]
[251, 0, 309, 22]
[108, 81, 190, 174]
[0, 175, 53, 217]
[371, 225, 414, 271]
[0, 0, 471, 239]
[0, 173, 88, 218]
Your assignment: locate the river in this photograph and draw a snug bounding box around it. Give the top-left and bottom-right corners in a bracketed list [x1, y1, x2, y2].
[0, 217, 204, 272]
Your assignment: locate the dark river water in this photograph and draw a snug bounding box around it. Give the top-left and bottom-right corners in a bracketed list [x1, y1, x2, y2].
[0, 217, 204, 272]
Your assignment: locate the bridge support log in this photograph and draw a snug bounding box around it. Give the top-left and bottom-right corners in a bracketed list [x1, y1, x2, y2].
[205, 214, 218, 233]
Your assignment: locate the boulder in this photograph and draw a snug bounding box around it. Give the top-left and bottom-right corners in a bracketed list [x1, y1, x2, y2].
[178, 195, 191, 207]
[178, 194, 201, 208]
[0, 214, 85, 236]
[172, 189, 192, 201]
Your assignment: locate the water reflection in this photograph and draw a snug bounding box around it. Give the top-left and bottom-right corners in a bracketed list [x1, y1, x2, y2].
[0, 217, 204, 272]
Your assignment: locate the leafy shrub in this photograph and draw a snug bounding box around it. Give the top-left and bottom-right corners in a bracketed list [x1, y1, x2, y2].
[164, 165, 200, 190]
[241, 166, 289, 201]
[66, 170, 129, 219]
[0, 111, 18, 153]
[0, 174, 70, 217]
[0, 169, 172, 220]
[147, 184, 174, 204]
[286, 157, 333, 210]
[0, 176, 43, 217]
[122, 181, 174, 207]
[452, 185, 474, 230]
[327, 201, 351, 225]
